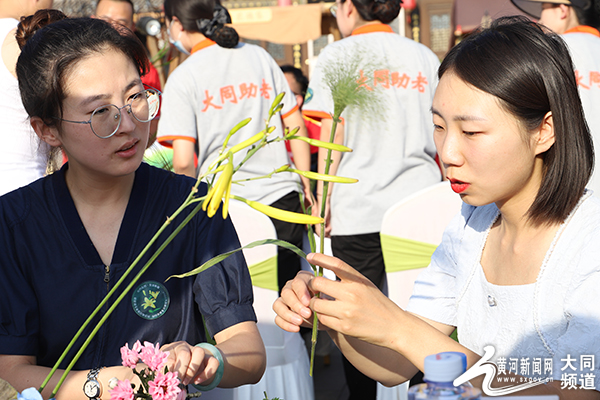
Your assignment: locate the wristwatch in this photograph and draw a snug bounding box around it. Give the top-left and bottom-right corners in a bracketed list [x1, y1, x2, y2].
[83, 367, 103, 400]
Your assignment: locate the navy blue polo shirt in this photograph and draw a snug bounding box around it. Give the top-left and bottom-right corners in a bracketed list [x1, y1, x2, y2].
[0, 162, 255, 369]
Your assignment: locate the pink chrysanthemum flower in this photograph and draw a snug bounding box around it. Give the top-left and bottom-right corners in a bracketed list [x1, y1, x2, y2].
[120, 341, 142, 368]
[140, 341, 169, 372]
[175, 389, 187, 400]
[148, 371, 181, 400]
[109, 379, 135, 400]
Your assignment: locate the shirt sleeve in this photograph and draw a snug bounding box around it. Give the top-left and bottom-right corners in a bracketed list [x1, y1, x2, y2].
[192, 203, 256, 336]
[142, 63, 162, 92]
[156, 67, 199, 148]
[406, 204, 475, 327]
[301, 46, 336, 122]
[0, 191, 40, 355]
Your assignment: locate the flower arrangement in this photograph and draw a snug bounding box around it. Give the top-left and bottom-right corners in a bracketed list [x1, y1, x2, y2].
[11, 48, 380, 397]
[10, 92, 357, 400]
[110, 341, 184, 400]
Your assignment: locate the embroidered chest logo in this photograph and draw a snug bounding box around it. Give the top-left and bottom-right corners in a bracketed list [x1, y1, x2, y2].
[131, 281, 170, 320]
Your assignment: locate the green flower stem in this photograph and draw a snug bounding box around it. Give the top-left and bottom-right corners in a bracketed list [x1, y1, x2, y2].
[50, 200, 205, 397]
[40, 190, 203, 396]
[310, 113, 341, 376]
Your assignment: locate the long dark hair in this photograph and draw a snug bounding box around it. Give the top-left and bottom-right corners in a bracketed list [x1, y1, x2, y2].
[164, 0, 239, 48]
[439, 16, 593, 225]
[16, 17, 149, 126]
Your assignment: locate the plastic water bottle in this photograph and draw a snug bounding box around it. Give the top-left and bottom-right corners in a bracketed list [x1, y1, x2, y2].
[408, 352, 481, 399]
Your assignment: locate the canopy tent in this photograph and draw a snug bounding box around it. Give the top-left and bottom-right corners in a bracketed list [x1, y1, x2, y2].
[230, 3, 326, 45]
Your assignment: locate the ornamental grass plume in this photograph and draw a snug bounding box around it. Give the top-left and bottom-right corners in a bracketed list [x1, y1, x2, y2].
[322, 45, 385, 122]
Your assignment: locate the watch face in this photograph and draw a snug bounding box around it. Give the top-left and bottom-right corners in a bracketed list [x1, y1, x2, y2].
[84, 380, 100, 398]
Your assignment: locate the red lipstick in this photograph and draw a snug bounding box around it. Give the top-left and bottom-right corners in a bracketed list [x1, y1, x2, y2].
[449, 179, 470, 194]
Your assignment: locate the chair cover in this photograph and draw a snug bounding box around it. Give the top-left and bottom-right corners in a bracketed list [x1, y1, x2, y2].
[302, 232, 337, 281]
[377, 181, 463, 400]
[225, 201, 314, 400]
[143, 143, 173, 171]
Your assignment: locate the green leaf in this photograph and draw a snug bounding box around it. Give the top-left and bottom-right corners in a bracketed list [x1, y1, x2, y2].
[166, 239, 307, 281]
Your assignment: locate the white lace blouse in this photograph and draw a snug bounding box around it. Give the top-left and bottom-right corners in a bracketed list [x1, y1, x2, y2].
[407, 191, 600, 387]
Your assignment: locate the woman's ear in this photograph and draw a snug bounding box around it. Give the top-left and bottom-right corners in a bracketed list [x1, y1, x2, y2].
[169, 16, 183, 33]
[534, 111, 555, 155]
[30, 117, 62, 147]
[345, 0, 356, 18]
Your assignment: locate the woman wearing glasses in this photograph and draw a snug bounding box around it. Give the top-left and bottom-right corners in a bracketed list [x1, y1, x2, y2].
[0, 13, 265, 399]
[303, 0, 441, 397]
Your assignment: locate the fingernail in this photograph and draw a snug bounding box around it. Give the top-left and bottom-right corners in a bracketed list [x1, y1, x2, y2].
[301, 308, 311, 318]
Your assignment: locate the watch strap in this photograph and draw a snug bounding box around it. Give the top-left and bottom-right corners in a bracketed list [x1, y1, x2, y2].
[87, 367, 102, 380]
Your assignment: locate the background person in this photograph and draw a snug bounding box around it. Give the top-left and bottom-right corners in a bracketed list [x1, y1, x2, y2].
[275, 16, 600, 400]
[511, 0, 600, 196]
[0, 0, 54, 196]
[158, 0, 313, 293]
[301, 0, 441, 396]
[280, 64, 320, 173]
[0, 15, 265, 399]
[93, 0, 162, 146]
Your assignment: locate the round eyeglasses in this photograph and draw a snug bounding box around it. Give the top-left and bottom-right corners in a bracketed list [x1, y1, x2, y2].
[56, 87, 161, 139]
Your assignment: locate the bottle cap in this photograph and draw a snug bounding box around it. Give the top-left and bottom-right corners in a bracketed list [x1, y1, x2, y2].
[423, 352, 466, 383]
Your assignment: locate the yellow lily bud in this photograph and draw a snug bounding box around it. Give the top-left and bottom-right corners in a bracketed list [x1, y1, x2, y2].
[271, 103, 284, 115]
[208, 164, 226, 175]
[233, 195, 324, 225]
[207, 150, 233, 172]
[229, 130, 266, 154]
[288, 168, 358, 184]
[207, 160, 234, 218]
[284, 126, 300, 139]
[222, 117, 252, 149]
[269, 92, 286, 116]
[202, 185, 215, 211]
[287, 136, 353, 152]
[274, 164, 290, 173]
[222, 177, 232, 219]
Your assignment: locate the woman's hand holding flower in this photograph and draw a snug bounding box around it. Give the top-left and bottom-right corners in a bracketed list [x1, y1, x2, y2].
[277, 253, 405, 349]
[273, 270, 320, 332]
[160, 341, 220, 387]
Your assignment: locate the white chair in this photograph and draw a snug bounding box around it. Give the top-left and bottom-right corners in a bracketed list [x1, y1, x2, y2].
[377, 181, 463, 400]
[198, 201, 313, 400]
[302, 232, 336, 281]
